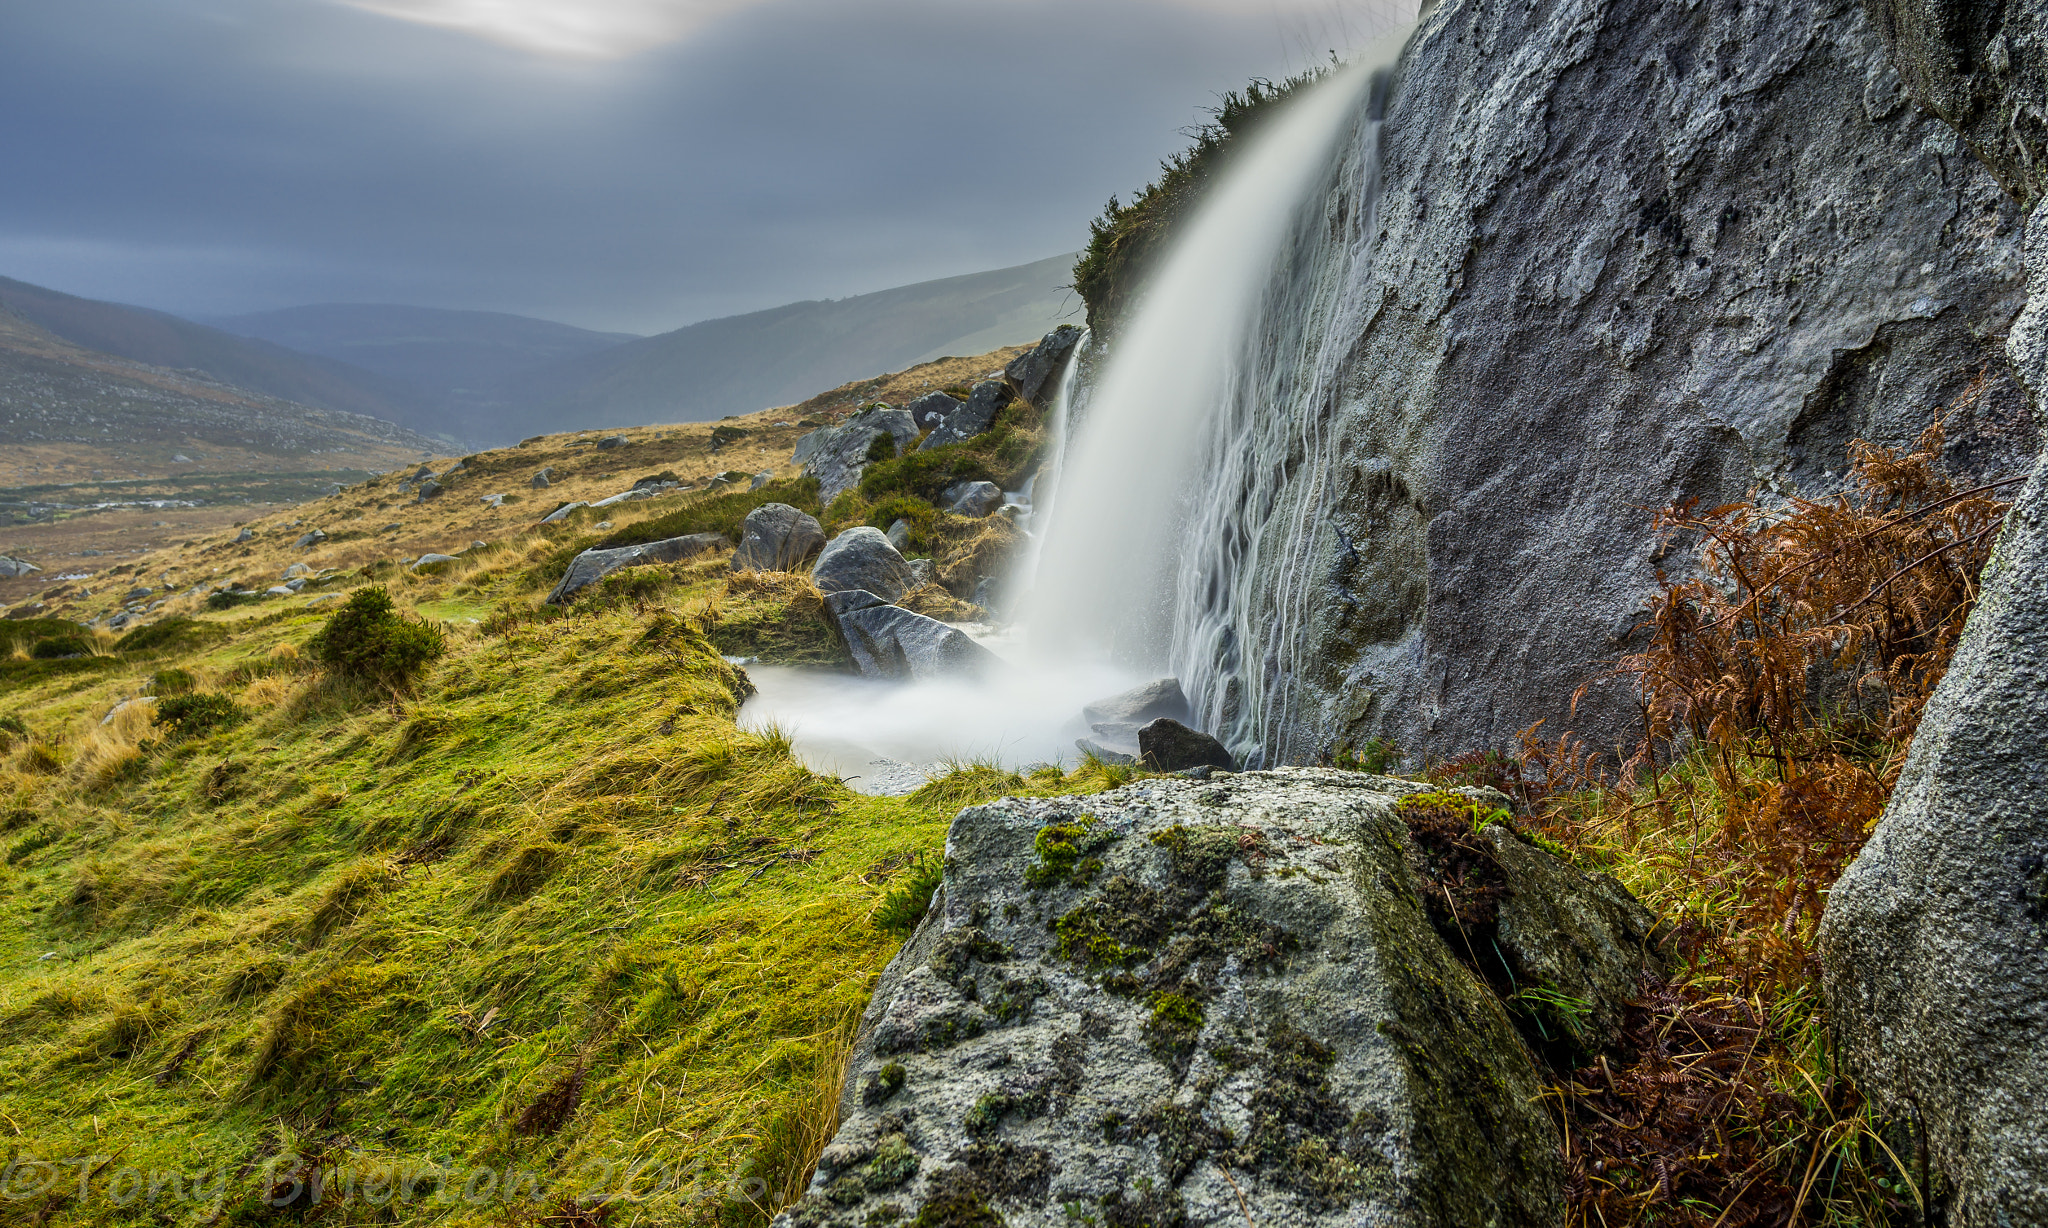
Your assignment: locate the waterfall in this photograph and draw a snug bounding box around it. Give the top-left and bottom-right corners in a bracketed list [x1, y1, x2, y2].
[1014, 329, 1090, 590]
[1020, 37, 1406, 767]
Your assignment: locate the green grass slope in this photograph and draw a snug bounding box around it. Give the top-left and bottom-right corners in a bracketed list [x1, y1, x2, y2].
[0, 502, 1129, 1227]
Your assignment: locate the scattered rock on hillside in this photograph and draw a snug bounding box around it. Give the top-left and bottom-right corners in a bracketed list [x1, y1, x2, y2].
[906, 390, 963, 431]
[545, 532, 728, 604]
[798, 769, 1578, 1228]
[596, 435, 628, 449]
[822, 590, 999, 681]
[750, 470, 773, 490]
[540, 501, 587, 524]
[941, 480, 1003, 517]
[794, 406, 919, 502]
[234, 528, 253, 543]
[293, 530, 326, 549]
[812, 527, 915, 604]
[530, 468, 553, 488]
[1002, 324, 1084, 404]
[590, 487, 658, 509]
[411, 553, 458, 571]
[0, 557, 40, 579]
[480, 493, 505, 508]
[918, 381, 1008, 451]
[281, 563, 310, 579]
[1138, 717, 1237, 772]
[884, 519, 911, 551]
[732, 503, 826, 572]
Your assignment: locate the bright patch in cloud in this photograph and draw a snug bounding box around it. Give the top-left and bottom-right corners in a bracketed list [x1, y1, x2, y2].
[331, 0, 765, 60]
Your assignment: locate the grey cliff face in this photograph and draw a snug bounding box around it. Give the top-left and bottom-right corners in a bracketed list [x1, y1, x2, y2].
[1215, 0, 2031, 761]
[789, 770, 1667, 1228]
[1818, 0, 2048, 1220]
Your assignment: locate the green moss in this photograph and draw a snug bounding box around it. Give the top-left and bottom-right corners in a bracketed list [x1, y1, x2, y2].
[908, 1168, 1003, 1228]
[1025, 817, 1112, 890]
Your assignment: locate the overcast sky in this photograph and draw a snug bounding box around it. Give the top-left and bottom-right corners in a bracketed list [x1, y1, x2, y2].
[0, 0, 1413, 335]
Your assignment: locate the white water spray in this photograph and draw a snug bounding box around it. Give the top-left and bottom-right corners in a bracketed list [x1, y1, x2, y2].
[1021, 36, 1407, 766]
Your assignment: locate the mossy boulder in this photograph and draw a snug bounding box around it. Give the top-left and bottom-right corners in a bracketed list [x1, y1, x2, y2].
[785, 768, 1661, 1228]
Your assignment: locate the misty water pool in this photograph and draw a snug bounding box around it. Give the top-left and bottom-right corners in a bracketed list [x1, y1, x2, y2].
[735, 623, 1149, 793]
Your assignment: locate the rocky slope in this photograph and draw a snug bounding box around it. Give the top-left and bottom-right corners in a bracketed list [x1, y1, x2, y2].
[1152, 0, 2035, 761]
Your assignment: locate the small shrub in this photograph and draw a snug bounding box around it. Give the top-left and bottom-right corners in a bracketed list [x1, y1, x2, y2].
[151, 668, 197, 696]
[0, 713, 27, 747]
[307, 587, 445, 690]
[152, 693, 245, 741]
[117, 616, 228, 654]
[30, 635, 90, 659]
[205, 591, 256, 611]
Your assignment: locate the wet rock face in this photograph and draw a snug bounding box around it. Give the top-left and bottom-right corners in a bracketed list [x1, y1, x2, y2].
[789, 770, 1666, 1228]
[1003, 326, 1084, 406]
[1255, 0, 2033, 759]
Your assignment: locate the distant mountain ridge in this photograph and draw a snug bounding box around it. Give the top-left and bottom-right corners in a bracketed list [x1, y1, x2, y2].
[0, 303, 444, 485]
[0, 275, 441, 438]
[495, 254, 1080, 438]
[0, 254, 1079, 448]
[206, 304, 639, 435]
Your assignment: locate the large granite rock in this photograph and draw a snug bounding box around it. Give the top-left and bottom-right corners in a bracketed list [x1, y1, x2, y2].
[1817, 453, 2048, 1220]
[1002, 325, 1084, 405]
[732, 503, 826, 573]
[1164, 0, 2033, 763]
[918, 381, 1010, 451]
[791, 770, 1674, 1228]
[794, 407, 919, 503]
[544, 533, 727, 603]
[1817, 3, 2048, 1220]
[812, 527, 915, 604]
[823, 590, 999, 681]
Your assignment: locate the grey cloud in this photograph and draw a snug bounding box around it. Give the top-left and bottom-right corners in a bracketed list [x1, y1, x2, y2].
[0, 0, 1387, 333]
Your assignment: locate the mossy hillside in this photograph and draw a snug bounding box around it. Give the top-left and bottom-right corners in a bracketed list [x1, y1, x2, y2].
[0, 537, 1148, 1227]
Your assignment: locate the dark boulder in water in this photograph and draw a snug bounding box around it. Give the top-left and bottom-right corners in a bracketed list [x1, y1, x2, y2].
[1138, 717, 1236, 772]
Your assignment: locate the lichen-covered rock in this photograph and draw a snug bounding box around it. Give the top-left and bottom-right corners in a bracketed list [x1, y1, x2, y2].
[543, 532, 727, 603]
[812, 527, 915, 604]
[787, 769, 1666, 1228]
[793, 407, 919, 502]
[918, 381, 1009, 452]
[732, 502, 827, 573]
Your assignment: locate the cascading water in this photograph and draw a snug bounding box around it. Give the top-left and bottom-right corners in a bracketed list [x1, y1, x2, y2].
[1020, 33, 1409, 767]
